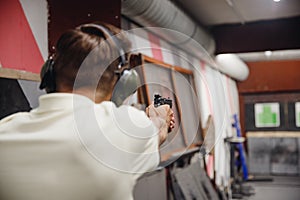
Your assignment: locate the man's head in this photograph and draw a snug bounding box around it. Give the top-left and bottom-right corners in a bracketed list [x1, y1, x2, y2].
[40, 22, 131, 101]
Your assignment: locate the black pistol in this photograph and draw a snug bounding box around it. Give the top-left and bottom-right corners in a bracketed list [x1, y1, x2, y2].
[154, 94, 172, 108]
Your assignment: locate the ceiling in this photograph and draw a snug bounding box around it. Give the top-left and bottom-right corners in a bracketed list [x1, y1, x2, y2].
[173, 0, 300, 26]
[173, 0, 300, 54]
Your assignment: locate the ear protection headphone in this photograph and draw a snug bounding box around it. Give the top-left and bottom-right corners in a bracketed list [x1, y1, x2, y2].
[39, 23, 140, 106]
[39, 57, 56, 93]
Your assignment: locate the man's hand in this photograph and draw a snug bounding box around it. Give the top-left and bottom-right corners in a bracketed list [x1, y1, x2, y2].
[146, 103, 175, 145]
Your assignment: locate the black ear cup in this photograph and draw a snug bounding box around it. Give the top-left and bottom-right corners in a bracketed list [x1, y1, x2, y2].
[39, 59, 56, 93]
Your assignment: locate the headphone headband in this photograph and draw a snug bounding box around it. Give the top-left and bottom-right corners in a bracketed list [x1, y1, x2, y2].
[79, 24, 127, 68]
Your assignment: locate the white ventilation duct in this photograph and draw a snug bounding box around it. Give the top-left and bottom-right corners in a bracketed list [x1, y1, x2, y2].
[122, 0, 216, 59]
[215, 54, 249, 81]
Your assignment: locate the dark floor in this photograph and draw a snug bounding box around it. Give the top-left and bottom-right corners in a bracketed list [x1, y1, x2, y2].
[236, 176, 300, 200]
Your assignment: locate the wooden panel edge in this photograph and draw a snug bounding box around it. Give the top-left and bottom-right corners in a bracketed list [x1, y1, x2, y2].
[143, 55, 173, 70]
[0, 68, 40, 81]
[173, 65, 193, 75]
[143, 55, 193, 75]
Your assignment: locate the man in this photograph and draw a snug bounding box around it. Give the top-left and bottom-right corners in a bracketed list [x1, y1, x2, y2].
[0, 22, 174, 200]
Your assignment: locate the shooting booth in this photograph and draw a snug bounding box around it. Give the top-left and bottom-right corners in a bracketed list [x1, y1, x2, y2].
[129, 54, 219, 200]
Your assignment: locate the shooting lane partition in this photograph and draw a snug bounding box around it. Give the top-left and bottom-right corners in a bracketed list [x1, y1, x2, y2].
[139, 55, 202, 160]
[129, 53, 212, 199]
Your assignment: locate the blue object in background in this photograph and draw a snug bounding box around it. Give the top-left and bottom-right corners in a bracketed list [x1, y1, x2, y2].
[233, 114, 249, 180]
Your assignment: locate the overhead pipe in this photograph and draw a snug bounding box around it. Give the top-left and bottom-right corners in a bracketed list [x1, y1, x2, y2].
[121, 0, 216, 62]
[215, 54, 249, 81]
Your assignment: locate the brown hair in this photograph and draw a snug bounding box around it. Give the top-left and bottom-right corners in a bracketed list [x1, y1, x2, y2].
[53, 22, 131, 94]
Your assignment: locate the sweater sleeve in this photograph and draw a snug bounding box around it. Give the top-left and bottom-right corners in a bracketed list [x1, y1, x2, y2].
[117, 105, 160, 177]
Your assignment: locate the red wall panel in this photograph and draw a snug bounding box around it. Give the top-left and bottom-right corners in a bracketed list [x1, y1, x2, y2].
[238, 60, 300, 93]
[0, 0, 44, 73]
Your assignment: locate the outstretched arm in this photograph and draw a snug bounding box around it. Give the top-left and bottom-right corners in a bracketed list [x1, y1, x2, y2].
[146, 103, 175, 146]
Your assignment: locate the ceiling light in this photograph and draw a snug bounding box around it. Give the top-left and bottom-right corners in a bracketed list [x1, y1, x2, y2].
[273, 0, 280, 2]
[265, 51, 272, 57]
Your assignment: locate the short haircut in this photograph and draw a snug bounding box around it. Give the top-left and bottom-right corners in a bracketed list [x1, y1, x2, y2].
[53, 22, 131, 94]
